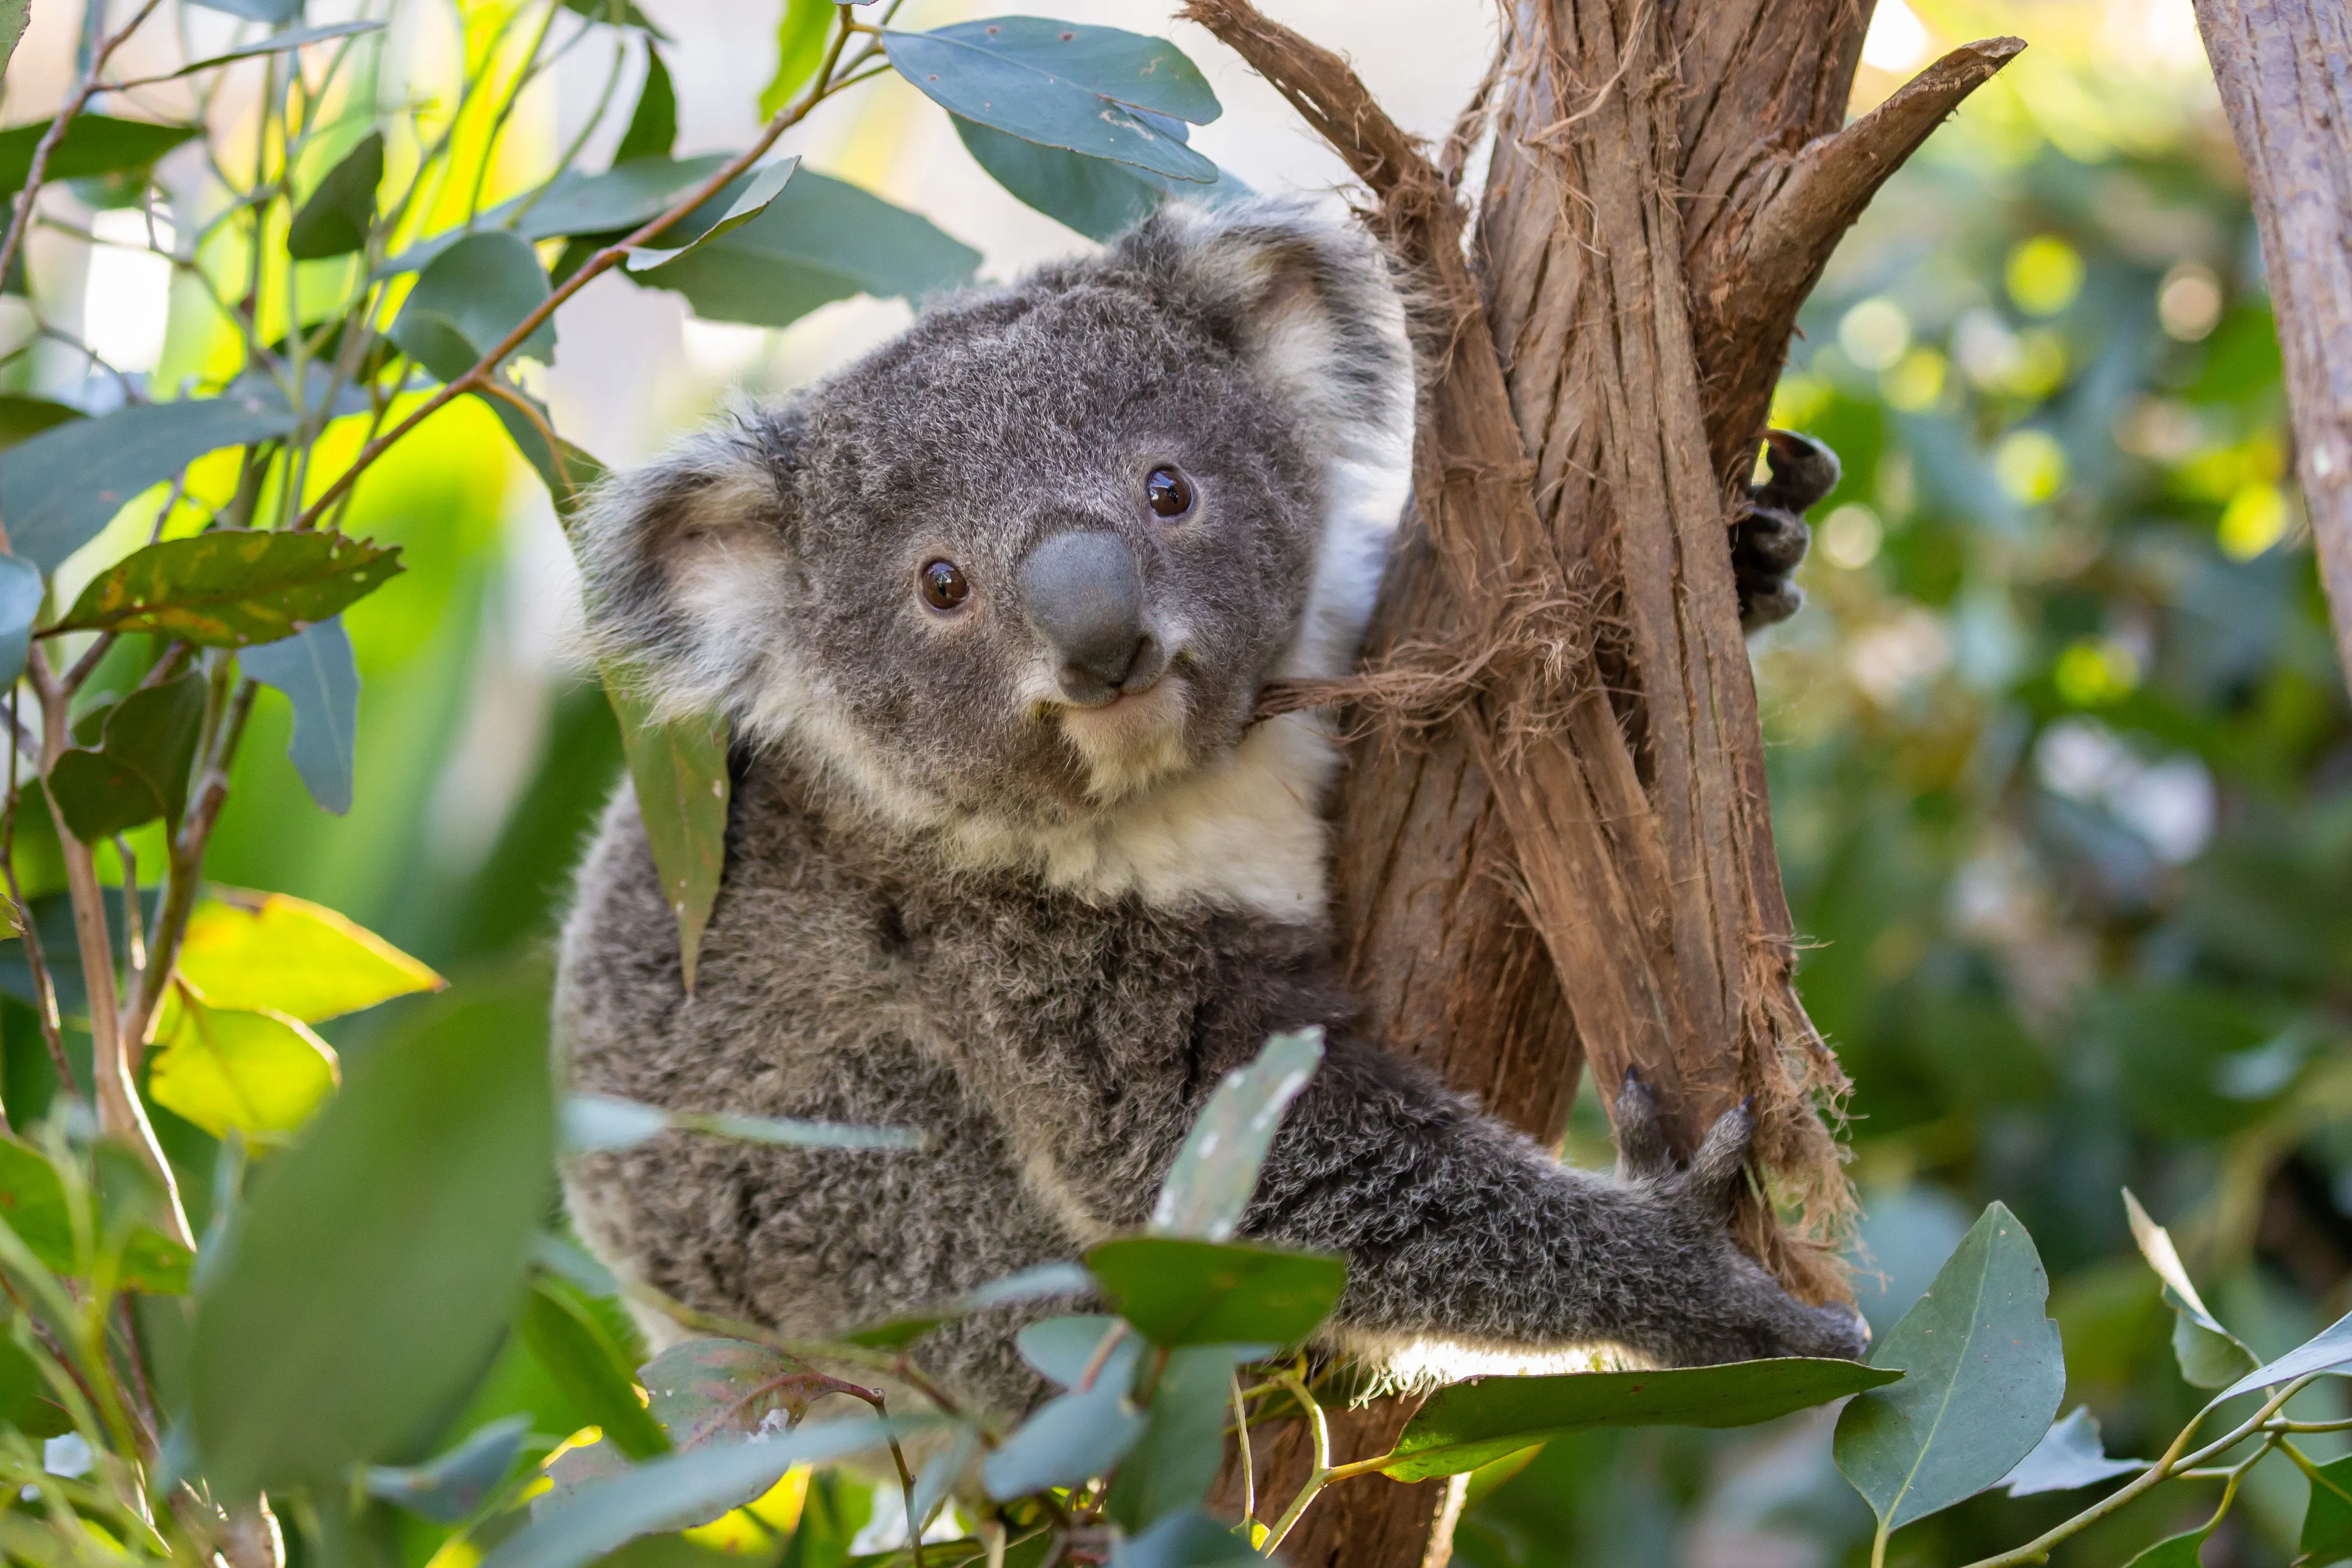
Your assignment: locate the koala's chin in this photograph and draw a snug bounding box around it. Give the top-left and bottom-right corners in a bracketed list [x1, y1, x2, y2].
[1052, 677, 1198, 804]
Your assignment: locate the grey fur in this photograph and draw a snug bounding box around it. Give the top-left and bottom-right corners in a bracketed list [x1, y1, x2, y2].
[558, 200, 1862, 1421]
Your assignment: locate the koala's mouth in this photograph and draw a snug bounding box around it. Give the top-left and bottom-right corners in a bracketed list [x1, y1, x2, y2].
[1055, 675, 1193, 801]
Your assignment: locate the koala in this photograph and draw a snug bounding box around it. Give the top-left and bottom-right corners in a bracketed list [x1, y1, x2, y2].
[1735, 429, 1840, 630]
[555, 199, 1862, 1420]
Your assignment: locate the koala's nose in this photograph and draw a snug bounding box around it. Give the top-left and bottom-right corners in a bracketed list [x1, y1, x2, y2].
[1020, 531, 1161, 703]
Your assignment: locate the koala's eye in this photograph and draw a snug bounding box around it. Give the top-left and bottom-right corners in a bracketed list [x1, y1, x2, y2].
[920, 559, 969, 611]
[1144, 465, 1194, 519]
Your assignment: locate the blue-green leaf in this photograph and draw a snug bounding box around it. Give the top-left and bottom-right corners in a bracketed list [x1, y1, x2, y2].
[982, 1364, 1145, 1499]
[365, 1416, 529, 1523]
[884, 19, 1217, 182]
[951, 112, 1248, 242]
[2216, 1308, 2352, 1400]
[1150, 1027, 1321, 1243]
[179, 22, 383, 80]
[626, 158, 798, 270]
[0, 551, 40, 688]
[242, 617, 359, 815]
[1109, 1508, 1259, 1568]
[184, 0, 302, 22]
[1106, 1343, 1256, 1530]
[559, 1092, 922, 1154]
[1833, 1202, 2065, 1535]
[391, 231, 555, 380]
[1998, 1406, 2144, 1496]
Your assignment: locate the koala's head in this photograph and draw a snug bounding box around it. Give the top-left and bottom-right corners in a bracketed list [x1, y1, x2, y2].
[574, 200, 1412, 838]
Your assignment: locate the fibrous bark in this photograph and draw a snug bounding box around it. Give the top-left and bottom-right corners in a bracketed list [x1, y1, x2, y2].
[1185, 4, 2017, 1565]
[2190, 0, 2352, 687]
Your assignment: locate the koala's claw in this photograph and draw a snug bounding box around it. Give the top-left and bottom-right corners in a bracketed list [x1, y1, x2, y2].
[1734, 429, 1842, 632]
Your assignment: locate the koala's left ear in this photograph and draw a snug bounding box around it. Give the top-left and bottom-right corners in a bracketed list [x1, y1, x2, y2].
[1118, 199, 1415, 469]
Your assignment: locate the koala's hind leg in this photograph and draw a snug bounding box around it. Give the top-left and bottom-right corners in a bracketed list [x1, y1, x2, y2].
[1734, 428, 1842, 630]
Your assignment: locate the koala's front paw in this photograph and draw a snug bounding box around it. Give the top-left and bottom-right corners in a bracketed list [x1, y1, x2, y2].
[1613, 1071, 1870, 1365]
[1733, 430, 1842, 632]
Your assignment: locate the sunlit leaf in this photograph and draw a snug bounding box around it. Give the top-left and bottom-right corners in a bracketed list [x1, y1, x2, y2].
[1998, 1406, 2144, 1496]
[287, 129, 384, 260]
[883, 20, 1218, 182]
[46, 671, 205, 839]
[241, 617, 361, 814]
[0, 551, 40, 688]
[627, 158, 798, 270]
[147, 985, 340, 1145]
[1386, 1358, 1901, 1481]
[366, 1416, 529, 1523]
[2123, 1189, 2258, 1389]
[0, 391, 303, 572]
[1834, 1202, 2065, 1535]
[1086, 1236, 1344, 1347]
[631, 170, 979, 330]
[176, 888, 442, 1022]
[2215, 1309, 2352, 1400]
[520, 1276, 670, 1460]
[480, 1417, 914, 1568]
[616, 43, 677, 162]
[191, 987, 555, 1499]
[0, 114, 199, 196]
[762, 0, 834, 116]
[1151, 1026, 1321, 1243]
[179, 22, 384, 81]
[0, 1135, 191, 1292]
[53, 529, 402, 646]
[602, 673, 727, 988]
[391, 231, 555, 380]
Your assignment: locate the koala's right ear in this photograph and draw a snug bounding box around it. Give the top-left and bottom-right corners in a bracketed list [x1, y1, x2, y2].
[570, 407, 801, 721]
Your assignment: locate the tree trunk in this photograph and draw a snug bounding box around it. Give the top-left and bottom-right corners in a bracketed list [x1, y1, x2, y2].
[1183, 4, 2019, 1565]
[2190, 0, 2352, 687]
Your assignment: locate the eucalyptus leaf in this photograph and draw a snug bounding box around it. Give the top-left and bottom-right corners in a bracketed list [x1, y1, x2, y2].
[0, 115, 200, 196]
[2123, 1189, 2259, 1389]
[54, 529, 402, 646]
[176, 888, 441, 1022]
[365, 1416, 529, 1523]
[640, 1339, 882, 1522]
[559, 1092, 920, 1154]
[2215, 1309, 2352, 1400]
[147, 988, 340, 1145]
[1150, 1026, 1321, 1243]
[883, 20, 1217, 182]
[1015, 1315, 1138, 1389]
[47, 672, 205, 839]
[627, 158, 798, 270]
[520, 1276, 670, 1460]
[190, 987, 555, 1499]
[1087, 1236, 1344, 1348]
[0, 2, 29, 87]
[481, 1418, 914, 1568]
[385, 156, 732, 277]
[0, 395, 84, 450]
[391, 231, 555, 379]
[840, 1261, 1091, 1350]
[179, 22, 383, 81]
[1833, 1202, 2066, 1536]
[951, 113, 1248, 242]
[241, 617, 361, 813]
[0, 551, 41, 688]
[616, 44, 677, 162]
[631, 169, 979, 330]
[1386, 1358, 1902, 1481]
[287, 130, 384, 260]
[0, 1135, 191, 1291]
[561, 1094, 670, 1152]
[762, 0, 834, 116]
[908, 1425, 979, 1539]
[561, 0, 667, 36]
[0, 391, 303, 573]
[982, 1362, 1145, 1499]
[184, 0, 303, 22]
[602, 673, 727, 988]
[1998, 1406, 2145, 1496]
[2121, 1526, 2215, 1567]
[2301, 1449, 2352, 1565]
[1108, 1507, 1259, 1568]
[1106, 1344, 1255, 1530]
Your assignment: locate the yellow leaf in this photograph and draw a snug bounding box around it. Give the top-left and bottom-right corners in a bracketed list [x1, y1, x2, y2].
[176, 889, 444, 1023]
[149, 987, 339, 1144]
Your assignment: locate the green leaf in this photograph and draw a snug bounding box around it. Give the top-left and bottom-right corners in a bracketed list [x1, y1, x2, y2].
[982, 1361, 1145, 1499]
[560, 1092, 921, 1156]
[366, 1416, 530, 1523]
[883, 20, 1219, 182]
[241, 617, 360, 813]
[1108, 1507, 1259, 1568]
[0, 551, 41, 688]
[761, 0, 834, 116]
[2121, 1526, 2215, 1567]
[2301, 1450, 2352, 1565]
[0, 391, 304, 573]
[47, 671, 205, 840]
[176, 888, 442, 1022]
[1151, 1027, 1321, 1242]
[476, 385, 604, 521]
[0, 115, 200, 197]
[190, 986, 555, 1499]
[0, 2, 30, 88]
[0, 394, 84, 450]
[1106, 1343, 1252, 1530]
[641, 1340, 894, 1521]
[179, 22, 385, 81]
[2216, 1309, 2352, 1400]
[1017, 1315, 1137, 1388]
[1833, 1202, 2066, 1536]
[386, 156, 734, 277]
[147, 987, 340, 1145]
[602, 672, 727, 988]
[631, 169, 980, 330]
[1997, 1405, 2143, 1496]
[54, 529, 402, 646]
[481, 1418, 912, 1568]
[184, 0, 303, 23]
[287, 130, 384, 261]
[1385, 1358, 1902, 1481]
[838, 1262, 1092, 1350]
[392, 231, 555, 380]
[626, 158, 798, 270]
[520, 1276, 671, 1460]
[0, 1134, 192, 1291]
[951, 113, 1250, 243]
[1086, 1236, 1344, 1347]
[617, 45, 677, 163]
[2123, 1190, 2260, 1389]
[561, 0, 668, 37]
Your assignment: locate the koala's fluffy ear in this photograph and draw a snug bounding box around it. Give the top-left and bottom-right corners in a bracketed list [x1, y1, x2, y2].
[570, 407, 801, 721]
[1116, 199, 1415, 471]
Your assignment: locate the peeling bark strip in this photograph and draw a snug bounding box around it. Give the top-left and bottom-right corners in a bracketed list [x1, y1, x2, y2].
[2191, 0, 2352, 688]
[1186, 4, 2016, 1565]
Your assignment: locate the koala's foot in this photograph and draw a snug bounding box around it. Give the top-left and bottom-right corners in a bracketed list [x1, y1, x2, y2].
[1734, 429, 1842, 632]
[1613, 1070, 1870, 1365]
